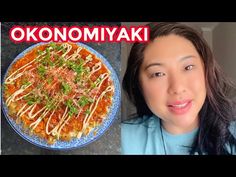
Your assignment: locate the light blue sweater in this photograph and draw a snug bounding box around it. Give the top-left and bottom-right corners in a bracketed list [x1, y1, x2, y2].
[121, 115, 236, 155]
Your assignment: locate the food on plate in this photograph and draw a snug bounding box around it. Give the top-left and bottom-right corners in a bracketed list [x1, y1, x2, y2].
[3, 42, 114, 145]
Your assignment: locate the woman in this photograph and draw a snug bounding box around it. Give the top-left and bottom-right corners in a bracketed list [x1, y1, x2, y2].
[121, 22, 236, 155]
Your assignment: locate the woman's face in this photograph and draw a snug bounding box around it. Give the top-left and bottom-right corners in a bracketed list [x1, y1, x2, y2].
[139, 34, 206, 134]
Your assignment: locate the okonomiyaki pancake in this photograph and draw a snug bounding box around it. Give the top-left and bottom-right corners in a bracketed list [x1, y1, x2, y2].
[2, 42, 117, 146]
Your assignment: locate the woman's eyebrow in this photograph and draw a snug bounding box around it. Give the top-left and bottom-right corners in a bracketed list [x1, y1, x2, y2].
[144, 62, 162, 70]
[144, 55, 196, 71]
[180, 55, 196, 61]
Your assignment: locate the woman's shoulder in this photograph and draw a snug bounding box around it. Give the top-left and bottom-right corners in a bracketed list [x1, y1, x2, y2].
[121, 114, 160, 154]
[121, 114, 159, 129]
[121, 115, 149, 136]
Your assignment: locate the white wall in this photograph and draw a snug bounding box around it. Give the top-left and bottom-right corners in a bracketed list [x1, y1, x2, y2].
[202, 29, 213, 50]
[213, 23, 236, 82]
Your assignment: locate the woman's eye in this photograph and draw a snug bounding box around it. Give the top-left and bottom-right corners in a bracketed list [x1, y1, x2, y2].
[150, 72, 165, 78]
[185, 65, 194, 71]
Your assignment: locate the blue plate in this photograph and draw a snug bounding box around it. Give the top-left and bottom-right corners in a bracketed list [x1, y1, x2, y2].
[1, 42, 121, 150]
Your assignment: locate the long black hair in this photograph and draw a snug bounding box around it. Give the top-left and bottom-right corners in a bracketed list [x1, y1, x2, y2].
[122, 22, 236, 154]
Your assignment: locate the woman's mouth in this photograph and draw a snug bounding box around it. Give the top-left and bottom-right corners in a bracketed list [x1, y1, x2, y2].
[167, 100, 192, 115]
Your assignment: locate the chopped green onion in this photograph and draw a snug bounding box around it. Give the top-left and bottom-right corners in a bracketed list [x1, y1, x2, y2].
[45, 99, 55, 110]
[37, 50, 44, 56]
[49, 42, 56, 49]
[37, 65, 46, 78]
[22, 80, 31, 87]
[78, 96, 93, 107]
[24, 94, 41, 105]
[61, 82, 71, 95]
[65, 99, 78, 116]
[85, 109, 91, 115]
[46, 77, 53, 84]
[66, 61, 84, 75]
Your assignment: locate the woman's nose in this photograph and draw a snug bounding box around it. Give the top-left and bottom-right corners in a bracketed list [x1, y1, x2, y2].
[167, 74, 186, 95]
